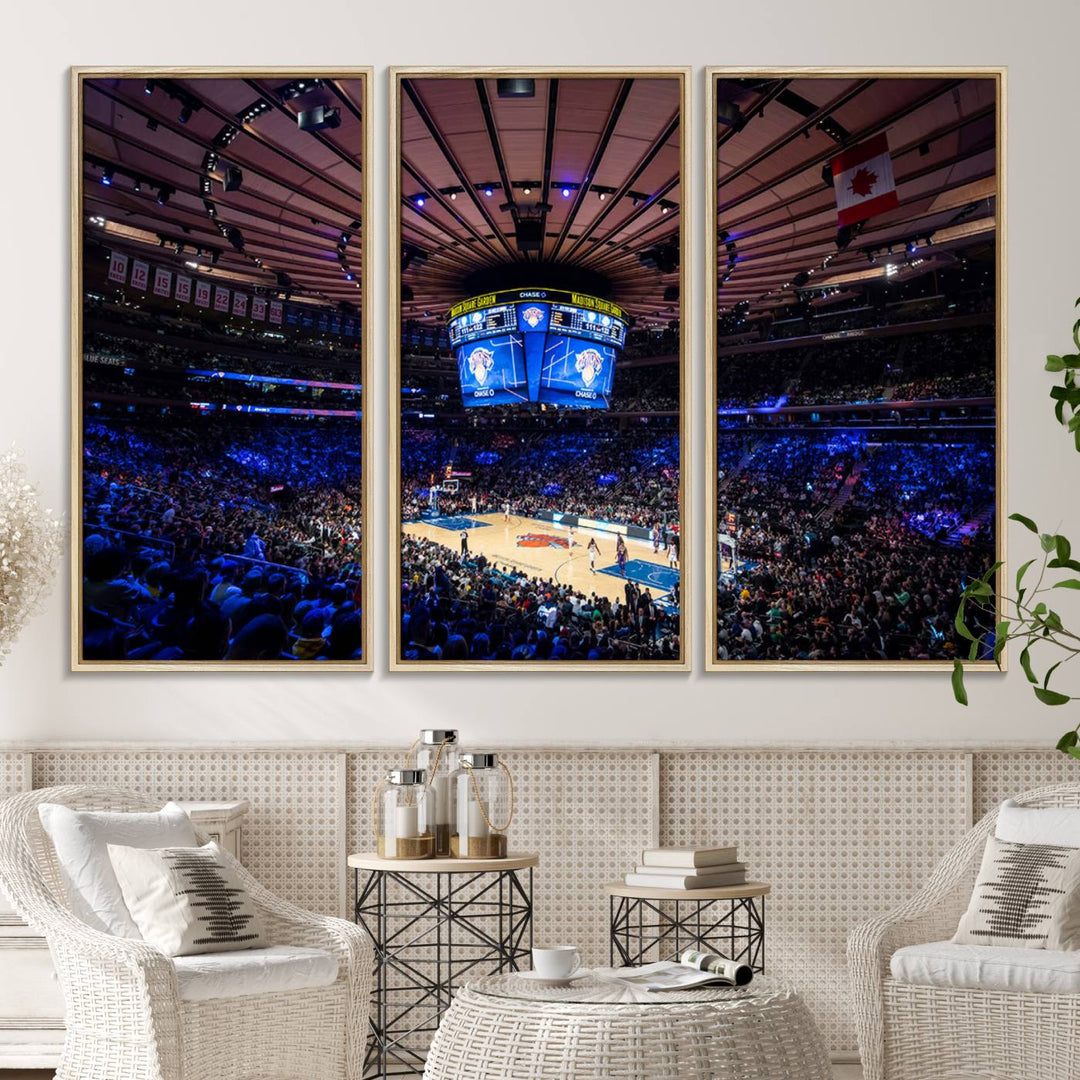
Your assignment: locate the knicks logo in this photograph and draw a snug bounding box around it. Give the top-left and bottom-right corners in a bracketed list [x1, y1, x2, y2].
[467, 346, 495, 385]
[517, 533, 569, 549]
[575, 347, 604, 387]
[521, 306, 545, 329]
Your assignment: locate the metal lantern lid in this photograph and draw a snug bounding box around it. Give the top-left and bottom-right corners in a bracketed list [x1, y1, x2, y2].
[389, 769, 426, 786]
[460, 752, 498, 769]
[420, 729, 458, 745]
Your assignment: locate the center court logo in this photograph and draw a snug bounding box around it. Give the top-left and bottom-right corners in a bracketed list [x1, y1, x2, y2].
[517, 533, 569, 549]
[467, 346, 495, 385]
[575, 347, 604, 388]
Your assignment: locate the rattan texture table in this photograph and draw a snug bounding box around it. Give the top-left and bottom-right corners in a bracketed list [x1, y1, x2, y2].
[423, 972, 831, 1079]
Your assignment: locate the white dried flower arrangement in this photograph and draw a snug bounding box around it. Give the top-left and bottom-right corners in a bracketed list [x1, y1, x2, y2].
[0, 447, 65, 661]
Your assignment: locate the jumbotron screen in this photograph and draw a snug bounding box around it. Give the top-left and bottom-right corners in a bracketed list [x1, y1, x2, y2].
[448, 289, 627, 410]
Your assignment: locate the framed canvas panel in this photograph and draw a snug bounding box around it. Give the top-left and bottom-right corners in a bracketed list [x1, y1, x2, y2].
[72, 69, 373, 670]
[705, 69, 1006, 670]
[390, 67, 691, 670]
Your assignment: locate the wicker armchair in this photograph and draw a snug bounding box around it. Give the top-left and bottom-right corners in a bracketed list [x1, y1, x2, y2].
[0, 785, 373, 1080]
[848, 782, 1080, 1080]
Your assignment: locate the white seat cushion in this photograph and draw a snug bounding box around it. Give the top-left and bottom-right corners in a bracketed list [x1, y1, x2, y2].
[996, 798, 1080, 847]
[891, 940, 1080, 995]
[173, 945, 339, 1002]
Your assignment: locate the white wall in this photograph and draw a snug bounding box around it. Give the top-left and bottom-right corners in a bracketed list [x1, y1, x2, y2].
[1, 0, 1078, 747]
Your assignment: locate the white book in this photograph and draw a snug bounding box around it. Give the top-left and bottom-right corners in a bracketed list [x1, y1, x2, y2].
[641, 846, 737, 868]
[624, 870, 748, 890]
[634, 861, 746, 878]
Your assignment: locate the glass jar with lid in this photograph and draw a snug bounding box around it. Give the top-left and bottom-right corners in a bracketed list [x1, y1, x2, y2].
[376, 769, 436, 859]
[414, 729, 461, 857]
[452, 753, 513, 859]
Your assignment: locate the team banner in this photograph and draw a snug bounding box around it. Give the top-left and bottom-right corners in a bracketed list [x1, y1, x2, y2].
[130, 260, 150, 291]
[107, 251, 129, 284]
[194, 279, 211, 308]
[232, 292, 248, 318]
[830, 133, 899, 228]
[269, 299, 283, 325]
[213, 285, 231, 313]
[152, 267, 172, 298]
[251, 296, 266, 321]
[175, 274, 192, 303]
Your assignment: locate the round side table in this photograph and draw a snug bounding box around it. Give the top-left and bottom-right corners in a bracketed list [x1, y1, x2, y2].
[349, 852, 539, 1079]
[423, 972, 831, 1080]
[605, 880, 771, 971]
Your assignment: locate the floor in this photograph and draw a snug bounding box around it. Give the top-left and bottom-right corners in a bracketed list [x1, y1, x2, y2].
[403, 512, 681, 605]
[0, 1072, 870, 1079]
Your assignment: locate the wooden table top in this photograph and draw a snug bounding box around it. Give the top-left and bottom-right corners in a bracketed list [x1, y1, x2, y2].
[348, 851, 540, 873]
[604, 880, 771, 901]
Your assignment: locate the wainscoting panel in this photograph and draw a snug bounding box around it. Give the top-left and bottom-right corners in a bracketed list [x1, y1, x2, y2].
[659, 751, 969, 1053]
[971, 750, 1078, 819]
[32, 751, 343, 916]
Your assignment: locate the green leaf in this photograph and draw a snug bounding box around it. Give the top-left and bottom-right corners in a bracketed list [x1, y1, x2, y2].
[1016, 558, 1037, 590]
[1041, 533, 1058, 554]
[1047, 354, 1066, 372]
[1009, 513, 1039, 534]
[951, 659, 968, 706]
[1034, 687, 1072, 706]
[1048, 558, 1080, 572]
[1020, 646, 1037, 684]
[954, 605, 977, 643]
[1066, 746, 1080, 763]
[1052, 579, 1080, 590]
[1058, 536, 1073, 562]
[1057, 731, 1079, 752]
[1044, 660, 1064, 689]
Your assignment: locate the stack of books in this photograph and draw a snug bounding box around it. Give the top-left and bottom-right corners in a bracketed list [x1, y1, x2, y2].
[624, 845, 747, 890]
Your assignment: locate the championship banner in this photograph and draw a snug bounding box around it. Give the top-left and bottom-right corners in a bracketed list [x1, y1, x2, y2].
[269, 299, 283, 325]
[107, 251, 129, 284]
[175, 274, 192, 303]
[152, 267, 173, 298]
[330, 314, 341, 335]
[213, 285, 231, 313]
[194, 279, 211, 308]
[232, 292, 248, 318]
[830, 133, 899, 228]
[316, 313, 329, 333]
[251, 296, 267, 321]
[344, 317, 355, 337]
[130, 259, 150, 291]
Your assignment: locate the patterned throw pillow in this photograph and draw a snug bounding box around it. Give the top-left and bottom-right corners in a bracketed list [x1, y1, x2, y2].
[107, 841, 266, 956]
[953, 835, 1080, 949]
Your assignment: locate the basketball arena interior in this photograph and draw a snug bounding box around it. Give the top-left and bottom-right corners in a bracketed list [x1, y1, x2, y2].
[80, 76, 367, 662]
[397, 76, 684, 663]
[712, 75, 998, 662]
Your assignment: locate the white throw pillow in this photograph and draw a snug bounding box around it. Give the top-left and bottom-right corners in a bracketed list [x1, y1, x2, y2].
[996, 798, 1080, 848]
[38, 801, 197, 937]
[108, 841, 266, 957]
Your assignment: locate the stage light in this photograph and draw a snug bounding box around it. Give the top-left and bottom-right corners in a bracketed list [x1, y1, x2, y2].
[907, 240, 917, 254]
[415, 195, 426, 208]
[497, 78, 535, 99]
[345, 273, 353, 281]
[297, 105, 340, 132]
[523, 186, 531, 195]
[101, 168, 113, 186]
[661, 204, 670, 214]
[562, 188, 570, 198]
[450, 192, 457, 201]
[144, 80, 154, 95]
[146, 118, 158, 131]
[185, 260, 198, 269]
[598, 191, 606, 202]
[223, 166, 243, 192]
[179, 104, 193, 124]
[484, 187, 493, 198]
[341, 233, 349, 243]
[133, 177, 142, 193]
[157, 185, 173, 206]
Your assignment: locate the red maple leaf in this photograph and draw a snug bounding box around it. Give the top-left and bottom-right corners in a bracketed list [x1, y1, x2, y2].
[848, 167, 878, 198]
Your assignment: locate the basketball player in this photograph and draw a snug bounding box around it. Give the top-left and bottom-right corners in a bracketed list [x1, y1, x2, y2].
[502, 500, 510, 522]
[587, 537, 599, 574]
[668, 535, 679, 569]
[616, 535, 628, 578]
[567, 523, 577, 548]
[471, 493, 478, 514]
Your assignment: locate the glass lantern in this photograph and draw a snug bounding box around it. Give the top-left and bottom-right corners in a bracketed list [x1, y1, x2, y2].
[376, 769, 436, 859]
[452, 753, 513, 859]
[415, 729, 461, 857]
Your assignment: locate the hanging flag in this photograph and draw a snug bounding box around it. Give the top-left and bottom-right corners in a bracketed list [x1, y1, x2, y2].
[251, 296, 267, 321]
[130, 259, 150, 291]
[175, 274, 192, 303]
[107, 251, 129, 284]
[269, 299, 283, 325]
[152, 267, 173, 298]
[830, 133, 899, 228]
[194, 280, 211, 308]
[213, 285, 230, 312]
[232, 292, 248, 318]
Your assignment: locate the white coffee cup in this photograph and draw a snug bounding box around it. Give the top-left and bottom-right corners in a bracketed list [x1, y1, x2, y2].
[532, 945, 581, 979]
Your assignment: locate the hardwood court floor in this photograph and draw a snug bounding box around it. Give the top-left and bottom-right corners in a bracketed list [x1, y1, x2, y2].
[403, 513, 680, 606]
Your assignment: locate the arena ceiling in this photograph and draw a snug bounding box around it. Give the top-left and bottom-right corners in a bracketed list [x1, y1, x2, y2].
[715, 75, 998, 315]
[82, 75, 365, 307]
[398, 76, 683, 328]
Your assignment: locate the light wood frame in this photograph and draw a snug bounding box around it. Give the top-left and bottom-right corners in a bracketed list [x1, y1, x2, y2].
[703, 67, 1007, 672]
[70, 67, 374, 672]
[388, 67, 692, 672]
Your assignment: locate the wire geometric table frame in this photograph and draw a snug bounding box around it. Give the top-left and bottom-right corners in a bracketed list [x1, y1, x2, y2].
[352, 857, 536, 1078]
[607, 884, 768, 973]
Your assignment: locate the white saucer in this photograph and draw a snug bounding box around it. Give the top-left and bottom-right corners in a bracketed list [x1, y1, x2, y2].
[514, 970, 590, 986]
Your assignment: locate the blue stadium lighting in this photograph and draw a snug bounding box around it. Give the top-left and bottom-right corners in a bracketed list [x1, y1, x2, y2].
[484, 187, 493, 198]
[101, 169, 113, 186]
[561, 187, 571, 198]
[345, 273, 353, 281]
[415, 195, 425, 208]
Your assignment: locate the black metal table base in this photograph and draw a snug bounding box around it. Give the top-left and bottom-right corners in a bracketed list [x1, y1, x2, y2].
[609, 893, 765, 971]
[355, 866, 533, 1078]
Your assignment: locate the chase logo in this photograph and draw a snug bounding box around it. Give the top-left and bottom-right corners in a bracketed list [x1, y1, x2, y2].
[517, 533, 570, 549]
[467, 346, 495, 385]
[521, 306, 545, 329]
[575, 347, 604, 388]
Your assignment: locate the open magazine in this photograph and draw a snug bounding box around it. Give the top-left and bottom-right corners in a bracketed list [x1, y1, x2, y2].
[595, 949, 753, 992]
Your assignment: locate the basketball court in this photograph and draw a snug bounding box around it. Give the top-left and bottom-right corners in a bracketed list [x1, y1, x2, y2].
[402, 512, 680, 606]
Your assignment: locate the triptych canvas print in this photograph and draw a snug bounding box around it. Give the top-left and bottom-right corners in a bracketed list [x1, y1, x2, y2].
[72, 67, 1002, 672]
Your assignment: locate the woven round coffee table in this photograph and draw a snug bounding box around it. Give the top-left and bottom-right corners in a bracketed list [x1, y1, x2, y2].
[423, 971, 830, 1079]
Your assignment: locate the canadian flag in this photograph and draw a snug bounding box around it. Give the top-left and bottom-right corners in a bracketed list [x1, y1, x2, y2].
[830, 133, 899, 228]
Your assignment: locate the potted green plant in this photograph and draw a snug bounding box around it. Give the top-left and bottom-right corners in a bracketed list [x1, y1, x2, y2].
[952, 298, 1080, 759]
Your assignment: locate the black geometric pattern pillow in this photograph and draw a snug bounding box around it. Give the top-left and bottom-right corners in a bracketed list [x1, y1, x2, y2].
[953, 835, 1080, 950]
[107, 841, 267, 956]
